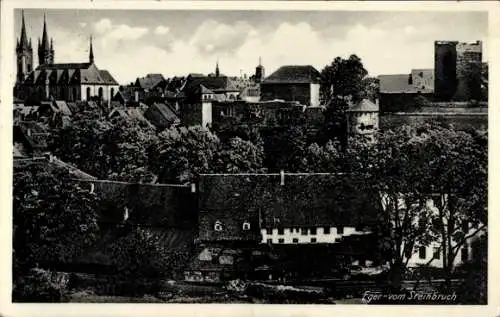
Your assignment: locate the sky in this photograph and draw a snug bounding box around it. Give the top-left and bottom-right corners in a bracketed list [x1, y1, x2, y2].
[14, 9, 488, 85]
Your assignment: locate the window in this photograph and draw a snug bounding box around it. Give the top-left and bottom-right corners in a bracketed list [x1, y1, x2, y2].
[433, 247, 440, 259]
[292, 238, 299, 244]
[278, 238, 284, 244]
[310, 238, 317, 243]
[111, 88, 115, 100]
[266, 239, 272, 244]
[418, 246, 427, 259]
[337, 226, 344, 234]
[301, 228, 308, 235]
[323, 227, 331, 234]
[72, 87, 78, 101]
[277, 228, 284, 235]
[310, 228, 317, 235]
[86, 87, 91, 100]
[461, 245, 469, 262]
[266, 228, 272, 235]
[242, 222, 251, 231]
[295, 228, 300, 233]
[214, 221, 222, 232]
[98, 87, 104, 99]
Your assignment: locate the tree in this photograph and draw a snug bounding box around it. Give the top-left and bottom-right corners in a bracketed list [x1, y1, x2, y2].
[149, 125, 220, 183]
[214, 137, 264, 173]
[360, 77, 380, 103]
[13, 163, 100, 275]
[320, 54, 369, 104]
[346, 127, 440, 289]
[304, 140, 343, 173]
[418, 126, 487, 281]
[102, 117, 158, 182]
[50, 114, 158, 182]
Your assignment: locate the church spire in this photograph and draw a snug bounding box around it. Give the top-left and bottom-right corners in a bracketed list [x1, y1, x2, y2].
[19, 10, 29, 49]
[89, 35, 94, 64]
[38, 13, 54, 65]
[41, 13, 49, 50]
[215, 60, 220, 77]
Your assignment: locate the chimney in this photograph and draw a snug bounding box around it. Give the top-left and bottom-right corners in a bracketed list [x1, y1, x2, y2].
[280, 170, 285, 186]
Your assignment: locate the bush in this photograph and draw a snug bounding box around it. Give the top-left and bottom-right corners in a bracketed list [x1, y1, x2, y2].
[13, 268, 68, 302]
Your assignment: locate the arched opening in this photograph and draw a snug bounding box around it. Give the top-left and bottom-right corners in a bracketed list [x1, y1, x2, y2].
[98, 87, 104, 100]
[73, 87, 78, 101]
[86, 87, 91, 100]
[110, 87, 115, 101]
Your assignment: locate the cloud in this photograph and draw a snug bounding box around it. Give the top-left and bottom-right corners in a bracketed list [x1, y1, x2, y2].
[79, 22, 87, 28]
[46, 15, 487, 85]
[94, 18, 112, 34]
[93, 18, 149, 41]
[154, 25, 170, 35]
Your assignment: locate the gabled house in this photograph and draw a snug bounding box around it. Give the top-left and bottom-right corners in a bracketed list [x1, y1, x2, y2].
[378, 69, 434, 112]
[260, 65, 321, 107]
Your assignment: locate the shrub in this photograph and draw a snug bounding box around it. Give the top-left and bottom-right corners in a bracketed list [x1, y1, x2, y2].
[12, 268, 68, 302]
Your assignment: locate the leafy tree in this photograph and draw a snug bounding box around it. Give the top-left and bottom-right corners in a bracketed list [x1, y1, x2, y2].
[304, 140, 343, 173]
[49, 113, 112, 178]
[214, 137, 264, 173]
[50, 114, 158, 182]
[321, 96, 350, 147]
[149, 125, 220, 183]
[360, 76, 380, 103]
[102, 118, 158, 182]
[13, 164, 100, 275]
[417, 126, 487, 281]
[346, 127, 440, 289]
[320, 54, 369, 104]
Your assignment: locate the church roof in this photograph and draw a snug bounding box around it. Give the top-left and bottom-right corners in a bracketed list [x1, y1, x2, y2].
[25, 63, 119, 86]
[262, 65, 321, 84]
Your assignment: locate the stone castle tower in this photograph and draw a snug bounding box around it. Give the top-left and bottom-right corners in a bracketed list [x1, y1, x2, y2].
[16, 10, 34, 83]
[37, 14, 55, 66]
[434, 40, 482, 101]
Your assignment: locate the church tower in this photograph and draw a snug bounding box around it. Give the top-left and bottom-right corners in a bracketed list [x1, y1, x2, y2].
[16, 10, 34, 83]
[215, 60, 220, 77]
[89, 35, 94, 64]
[255, 56, 265, 83]
[38, 14, 54, 65]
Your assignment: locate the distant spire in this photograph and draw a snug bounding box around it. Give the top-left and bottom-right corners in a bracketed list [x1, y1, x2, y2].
[41, 13, 49, 50]
[89, 35, 94, 64]
[50, 38, 54, 50]
[19, 10, 29, 48]
[215, 59, 220, 77]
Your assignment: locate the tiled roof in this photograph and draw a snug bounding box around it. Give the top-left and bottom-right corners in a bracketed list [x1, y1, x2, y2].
[144, 102, 180, 129]
[198, 173, 381, 229]
[379, 71, 434, 94]
[24, 63, 118, 86]
[53, 100, 72, 116]
[99, 70, 119, 85]
[76, 227, 195, 266]
[183, 76, 239, 94]
[347, 99, 379, 112]
[136, 73, 165, 90]
[262, 65, 321, 84]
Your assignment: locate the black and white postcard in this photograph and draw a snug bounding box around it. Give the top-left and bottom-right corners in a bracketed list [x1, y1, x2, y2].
[0, 1, 498, 316]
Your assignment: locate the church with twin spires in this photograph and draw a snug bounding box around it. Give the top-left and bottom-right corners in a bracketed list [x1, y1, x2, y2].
[14, 11, 119, 102]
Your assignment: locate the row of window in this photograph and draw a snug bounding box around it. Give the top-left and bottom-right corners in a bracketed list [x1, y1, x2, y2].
[267, 237, 318, 244]
[214, 221, 251, 232]
[416, 245, 469, 262]
[264, 227, 344, 235]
